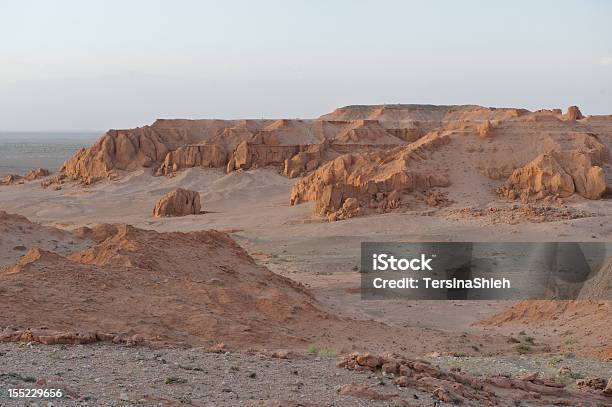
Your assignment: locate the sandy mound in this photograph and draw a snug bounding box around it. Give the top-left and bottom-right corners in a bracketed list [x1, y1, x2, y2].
[152, 187, 201, 217]
[0, 223, 336, 348]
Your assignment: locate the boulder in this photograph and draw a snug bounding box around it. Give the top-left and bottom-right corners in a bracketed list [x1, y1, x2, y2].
[152, 188, 201, 217]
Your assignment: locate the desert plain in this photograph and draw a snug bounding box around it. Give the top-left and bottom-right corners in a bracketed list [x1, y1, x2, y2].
[0, 104, 611, 406]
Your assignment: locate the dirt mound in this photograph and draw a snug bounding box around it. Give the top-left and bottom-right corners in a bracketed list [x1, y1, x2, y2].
[0, 211, 91, 267]
[481, 300, 612, 360]
[72, 223, 120, 243]
[152, 188, 201, 217]
[0, 222, 342, 348]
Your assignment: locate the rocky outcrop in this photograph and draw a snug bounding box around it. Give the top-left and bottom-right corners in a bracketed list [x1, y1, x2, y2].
[60, 120, 245, 183]
[0, 174, 22, 185]
[155, 144, 227, 176]
[498, 154, 575, 201]
[290, 132, 452, 218]
[565, 105, 584, 121]
[499, 150, 608, 202]
[282, 143, 327, 178]
[1, 168, 50, 185]
[336, 351, 611, 405]
[227, 141, 301, 172]
[152, 188, 201, 217]
[55, 104, 611, 222]
[25, 168, 50, 180]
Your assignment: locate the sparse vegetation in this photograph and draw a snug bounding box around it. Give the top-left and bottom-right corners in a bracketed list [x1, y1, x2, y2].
[513, 342, 532, 354]
[564, 338, 578, 346]
[318, 347, 337, 358]
[306, 344, 337, 358]
[0, 373, 36, 383]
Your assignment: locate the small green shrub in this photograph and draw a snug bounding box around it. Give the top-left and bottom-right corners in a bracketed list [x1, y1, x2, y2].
[513, 343, 531, 354]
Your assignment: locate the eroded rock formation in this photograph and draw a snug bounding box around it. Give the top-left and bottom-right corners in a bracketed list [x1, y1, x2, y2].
[1, 168, 50, 185]
[155, 144, 227, 176]
[290, 131, 452, 218]
[498, 154, 575, 201]
[152, 188, 201, 217]
[565, 105, 585, 121]
[53, 104, 612, 220]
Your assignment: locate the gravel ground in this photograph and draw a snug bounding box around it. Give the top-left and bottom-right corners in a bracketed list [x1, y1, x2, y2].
[430, 354, 612, 381]
[0, 343, 433, 407]
[2, 343, 610, 407]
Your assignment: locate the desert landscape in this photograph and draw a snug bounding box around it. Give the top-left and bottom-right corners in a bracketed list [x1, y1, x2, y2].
[0, 104, 610, 406]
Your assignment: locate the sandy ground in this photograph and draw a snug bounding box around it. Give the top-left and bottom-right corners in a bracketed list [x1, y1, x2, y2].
[1, 168, 610, 406]
[1, 168, 610, 334]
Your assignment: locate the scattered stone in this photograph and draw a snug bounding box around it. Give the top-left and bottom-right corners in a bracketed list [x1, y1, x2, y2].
[576, 377, 606, 390]
[336, 382, 395, 400]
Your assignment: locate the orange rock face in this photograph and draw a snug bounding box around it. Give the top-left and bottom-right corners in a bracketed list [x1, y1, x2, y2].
[565, 105, 585, 121]
[152, 188, 201, 217]
[56, 104, 611, 220]
[155, 144, 227, 176]
[290, 132, 452, 218]
[499, 154, 576, 201]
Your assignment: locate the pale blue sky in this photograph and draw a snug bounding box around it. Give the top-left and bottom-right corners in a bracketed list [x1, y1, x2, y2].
[1, 0, 611, 131]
